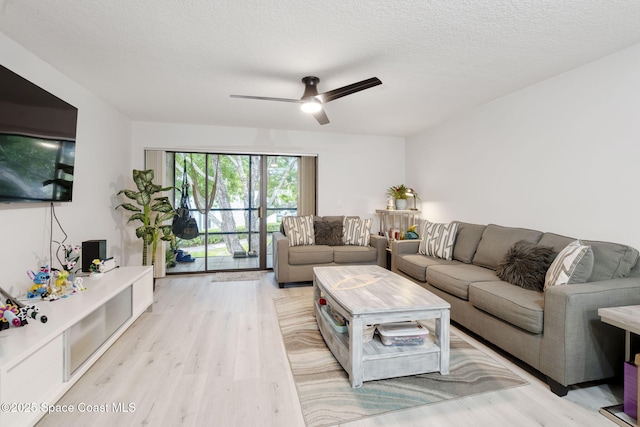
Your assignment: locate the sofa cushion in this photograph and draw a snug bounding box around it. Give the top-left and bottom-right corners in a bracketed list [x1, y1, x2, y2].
[495, 240, 556, 291]
[539, 233, 639, 282]
[473, 224, 543, 270]
[583, 239, 639, 281]
[426, 264, 501, 300]
[320, 215, 345, 223]
[314, 219, 344, 246]
[333, 245, 378, 264]
[544, 240, 594, 289]
[396, 254, 461, 282]
[282, 215, 315, 246]
[343, 217, 372, 246]
[288, 245, 333, 265]
[469, 282, 544, 334]
[538, 232, 576, 253]
[418, 221, 458, 260]
[453, 222, 486, 264]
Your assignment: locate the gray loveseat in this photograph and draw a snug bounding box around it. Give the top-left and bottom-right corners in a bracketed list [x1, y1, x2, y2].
[390, 222, 640, 395]
[273, 215, 387, 287]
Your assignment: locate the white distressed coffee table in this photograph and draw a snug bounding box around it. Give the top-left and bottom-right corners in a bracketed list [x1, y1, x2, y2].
[313, 265, 450, 387]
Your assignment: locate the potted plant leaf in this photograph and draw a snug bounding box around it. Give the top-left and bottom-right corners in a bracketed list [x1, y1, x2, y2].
[116, 169, 176, 267]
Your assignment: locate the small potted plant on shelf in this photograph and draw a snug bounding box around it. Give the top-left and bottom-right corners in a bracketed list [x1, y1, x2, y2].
[386, 184, 419, 210]
[387, 184, 409, 200]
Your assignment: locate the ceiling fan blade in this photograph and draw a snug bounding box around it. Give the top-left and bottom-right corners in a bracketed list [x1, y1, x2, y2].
[315, 77, 382, 103]
[230, 94, 302, 103]
[312, 108, 330, 125]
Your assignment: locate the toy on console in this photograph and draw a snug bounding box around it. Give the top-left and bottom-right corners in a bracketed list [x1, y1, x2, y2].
[27, 265, 51, 299]
[0, 286, 48, 325]
[0, 304, 21, 329]
[20, 303, 47, 323]
[49, 269, 70, 299]
[71, 276, 86, 294]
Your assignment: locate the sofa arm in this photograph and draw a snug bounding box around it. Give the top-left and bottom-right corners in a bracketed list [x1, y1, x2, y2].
[369, 234, 387, 268]
[390, 240, 421, 272]
[540, 277, 640, 387]
[391, 239, 421, 254]
[272, 231, 289, 286]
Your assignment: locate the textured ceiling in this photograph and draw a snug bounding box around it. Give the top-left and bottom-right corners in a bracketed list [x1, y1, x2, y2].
[1, 1, 640, 137]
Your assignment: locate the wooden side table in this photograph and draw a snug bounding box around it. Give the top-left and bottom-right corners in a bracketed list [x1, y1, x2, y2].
[375, 209, 420, 239]
[598, 305, 640, 426]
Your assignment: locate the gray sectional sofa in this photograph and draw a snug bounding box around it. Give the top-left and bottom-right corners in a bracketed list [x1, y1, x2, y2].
[390, 222, 640, 395]
[273, 215, 387, 287]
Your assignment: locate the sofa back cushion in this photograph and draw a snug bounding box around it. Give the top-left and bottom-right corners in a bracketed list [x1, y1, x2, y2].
[583, 239, 639, 281]
[472, 224, 543, 270]
[453, 222, 486, 264]
[320, 215, 346, 223]
[538, 232, 575, 252]
[540, 232, 640, 281]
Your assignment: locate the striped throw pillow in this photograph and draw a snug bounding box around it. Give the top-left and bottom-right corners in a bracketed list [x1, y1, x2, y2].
[343, 217, 372, 246]
[282, 216, 315, 246]
[418, 221, 459, 260]
[544, 240, 594, 290]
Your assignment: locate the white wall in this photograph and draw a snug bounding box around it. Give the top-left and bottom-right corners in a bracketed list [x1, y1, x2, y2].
[132, 122, 405, 233]
[407, 42, 640, 249]
[0, 33, 133, 295]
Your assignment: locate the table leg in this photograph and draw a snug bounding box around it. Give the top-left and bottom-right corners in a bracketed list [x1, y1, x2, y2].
[436, 310, 450, 375]
[350, 316, 364, 387]
[313, 277, 321, 314]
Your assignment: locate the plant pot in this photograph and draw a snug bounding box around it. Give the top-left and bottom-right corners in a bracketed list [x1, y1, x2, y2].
[394, 199, 408, 210]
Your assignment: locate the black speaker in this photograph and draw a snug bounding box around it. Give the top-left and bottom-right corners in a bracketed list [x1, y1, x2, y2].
[82, 240, 106, 272]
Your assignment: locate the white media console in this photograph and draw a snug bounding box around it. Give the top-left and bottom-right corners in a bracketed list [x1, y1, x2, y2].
[0, 266, 153, 427]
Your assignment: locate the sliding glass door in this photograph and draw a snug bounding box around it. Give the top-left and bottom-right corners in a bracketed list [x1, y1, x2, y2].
[166, 152, 302, 274]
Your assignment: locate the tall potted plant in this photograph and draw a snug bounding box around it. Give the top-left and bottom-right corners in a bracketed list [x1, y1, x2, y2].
[116, 169, 176, 266]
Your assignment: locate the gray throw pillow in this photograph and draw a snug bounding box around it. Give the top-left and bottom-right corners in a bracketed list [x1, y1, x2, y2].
[496, 240, 556, 291]
[544, 239, 594, 289]
[314, 220, 344, 246]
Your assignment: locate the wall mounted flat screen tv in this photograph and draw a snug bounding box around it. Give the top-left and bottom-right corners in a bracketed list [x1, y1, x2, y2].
[0, 64, 78, 203]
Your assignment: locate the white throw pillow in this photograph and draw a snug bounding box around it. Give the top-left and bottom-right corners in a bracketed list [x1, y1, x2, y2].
[343, 217, 372, 246]
[544, 239, 594, 290]
[282, 215, 315, 246]
[418, 221, 458, 260]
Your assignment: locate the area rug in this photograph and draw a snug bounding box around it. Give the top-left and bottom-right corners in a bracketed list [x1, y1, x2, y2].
[210, 271, 267, 282]
[274, 294, 528, 427]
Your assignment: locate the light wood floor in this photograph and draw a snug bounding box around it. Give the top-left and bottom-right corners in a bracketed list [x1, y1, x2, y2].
[36, 273, 622, 427]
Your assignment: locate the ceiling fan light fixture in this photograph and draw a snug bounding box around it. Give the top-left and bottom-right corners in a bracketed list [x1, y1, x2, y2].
[230, 76, 381, 125]
[300, 99, 322, 113]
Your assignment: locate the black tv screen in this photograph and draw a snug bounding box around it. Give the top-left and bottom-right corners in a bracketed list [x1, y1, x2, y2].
[0, 64, 78, 203]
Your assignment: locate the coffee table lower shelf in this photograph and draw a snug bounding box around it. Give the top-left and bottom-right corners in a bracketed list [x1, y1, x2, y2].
[315, 302, 443, 386]
[599, 404, 637, 427]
